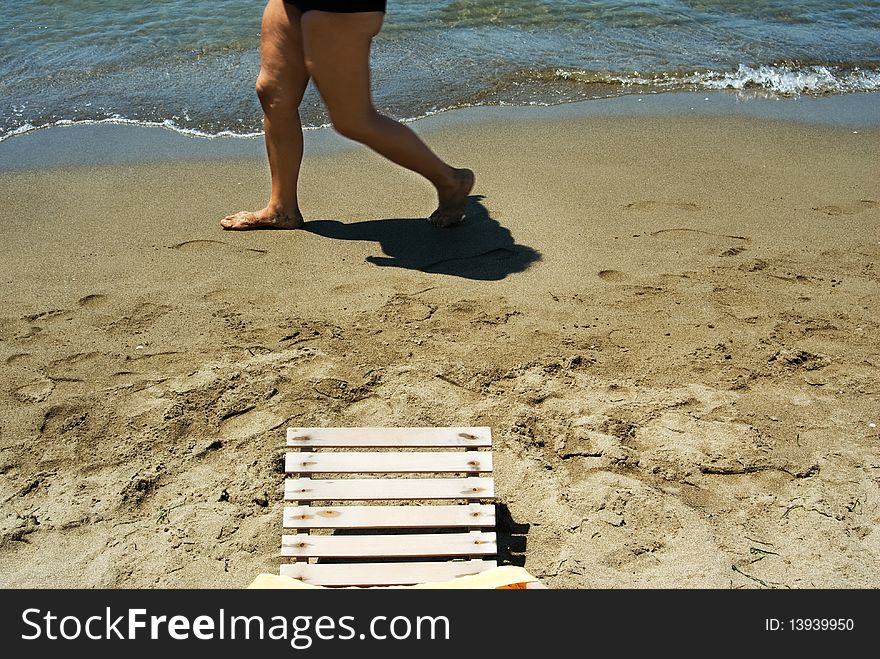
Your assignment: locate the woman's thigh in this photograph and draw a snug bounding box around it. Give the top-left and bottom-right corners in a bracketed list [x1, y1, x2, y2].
[300, 11, 384, 123]
[258, 0, 309, 99]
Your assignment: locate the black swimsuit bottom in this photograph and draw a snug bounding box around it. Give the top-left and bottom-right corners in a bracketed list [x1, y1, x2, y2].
[283, 0, 386, 12]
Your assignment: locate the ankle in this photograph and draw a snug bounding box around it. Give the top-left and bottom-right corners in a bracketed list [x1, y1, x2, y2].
[266, 201, 300, 219]
[434, 167, 458, 195]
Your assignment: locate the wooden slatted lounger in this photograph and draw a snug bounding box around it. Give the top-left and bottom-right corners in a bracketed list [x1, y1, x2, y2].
[281, 426, 498, 587]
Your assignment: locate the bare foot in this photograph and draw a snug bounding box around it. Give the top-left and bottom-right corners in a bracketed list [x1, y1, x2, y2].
[220, 208, 304, 231]
[429, 168, 475, 227]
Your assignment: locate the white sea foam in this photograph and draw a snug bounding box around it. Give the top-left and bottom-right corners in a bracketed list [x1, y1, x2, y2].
[696, 64, 880, 95]
[3, 122, 37, 138]
[553, 64, 880, 96]
[0, 114, 341, 142]
[0, 116, 266, 143]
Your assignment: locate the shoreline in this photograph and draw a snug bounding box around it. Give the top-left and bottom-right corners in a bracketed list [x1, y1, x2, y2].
[1, 91, 878, 588]
[1, 90, 879, 171]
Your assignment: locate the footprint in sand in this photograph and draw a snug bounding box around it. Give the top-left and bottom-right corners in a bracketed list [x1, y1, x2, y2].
[0, 318, 41, 341]
[23, 309, 71, 323]
[5, 353, 32, 366]
[78, 294, 107, 308]
[219, 408, 286, 440]
[598, 270, 627, 282]
[812, 199, 878, 216]
[380, 295, 435, 323]
[109, 301, 173, 334]
[649, 228, 750, 257]
[126, 351, 180, 371]
[650, 228, 749, 242]
[13, 379, 54, 404]
[624, 201, 701, 212]
[48, 351, 120, 382]
[435, 298, 519, 326]
[39, 403, 89, 435]
[624, 285, 664, 297]
[739, 259, 767, 272]
[170, 240, 267, 257]
[202, 290, 232, 303]
[313, 378, 353, 400]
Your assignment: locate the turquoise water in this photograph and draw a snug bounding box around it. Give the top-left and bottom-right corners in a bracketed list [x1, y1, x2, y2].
[2, 0, 879, 140]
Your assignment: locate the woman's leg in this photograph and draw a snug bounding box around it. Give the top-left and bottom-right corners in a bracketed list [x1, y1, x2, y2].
[221, 0, 310, 230]
[301, 10, 474, 227]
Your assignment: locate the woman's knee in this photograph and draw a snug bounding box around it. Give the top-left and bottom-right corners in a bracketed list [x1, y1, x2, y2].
[256, 73, 300, 113]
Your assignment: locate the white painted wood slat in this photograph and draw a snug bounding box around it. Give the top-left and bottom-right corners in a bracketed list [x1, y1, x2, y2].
[283, 504, 496, 529]
[281, 531, 496, 558]
[284, 477, 494, 501]
[279, 426, 500, 587]
[284, 451, 493, 474]
[287, 427, 491, 448]
[280, 560, 497, 586]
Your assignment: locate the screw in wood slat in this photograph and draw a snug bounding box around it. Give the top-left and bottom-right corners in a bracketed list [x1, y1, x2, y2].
[459, 433, 477, 440]
[317, 510, 340, 518]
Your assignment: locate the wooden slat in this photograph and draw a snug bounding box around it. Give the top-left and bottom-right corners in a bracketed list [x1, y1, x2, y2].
[285, 477, 494, 501]
[284, 451, 493, 474]
[280, 559, 497, 586]
[281, 531, 496, 558]
[287, 427, 491, 448]
[284, 504, 495, 529]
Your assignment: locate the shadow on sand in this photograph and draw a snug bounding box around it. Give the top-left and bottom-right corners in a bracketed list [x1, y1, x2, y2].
[304, 195, 540, 280]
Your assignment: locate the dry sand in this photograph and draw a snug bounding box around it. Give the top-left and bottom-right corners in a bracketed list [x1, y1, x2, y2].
[1, 103, 878, 588]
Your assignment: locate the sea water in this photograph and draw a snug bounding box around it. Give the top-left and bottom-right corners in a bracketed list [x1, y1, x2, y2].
[2, 0, 878, 141]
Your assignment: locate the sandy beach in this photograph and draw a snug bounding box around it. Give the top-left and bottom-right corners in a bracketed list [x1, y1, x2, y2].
[1, 94, 878, 588]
